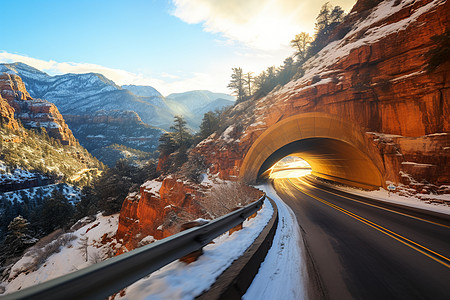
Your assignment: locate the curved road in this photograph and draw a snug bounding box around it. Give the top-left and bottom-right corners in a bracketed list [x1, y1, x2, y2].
[272, 177, 450, 300]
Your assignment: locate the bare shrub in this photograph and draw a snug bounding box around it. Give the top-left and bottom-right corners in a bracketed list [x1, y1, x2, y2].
[181, 153, 207, 183]
[58, 233, 77, 246]
[32, 229, 64, 249]
[20, 233, 77, 273]
[200, 182, 260, 218]
[78, 235, 89, 262]
[89, 250, 104, 264]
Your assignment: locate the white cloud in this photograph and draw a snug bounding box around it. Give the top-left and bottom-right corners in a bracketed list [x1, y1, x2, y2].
[172, 0, 356, 51]
[0, 51, 228, 96]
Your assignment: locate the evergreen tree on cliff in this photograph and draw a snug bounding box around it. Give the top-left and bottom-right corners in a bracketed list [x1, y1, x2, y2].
[39, 190, 74, 234]
[228, 67, 246, 103]
[170, 115, 193, 150]
[309, 2, 345, 56]
[290, 32, 313, 63]
[199, 111, 221, 140]
[0, 215, 37, 262]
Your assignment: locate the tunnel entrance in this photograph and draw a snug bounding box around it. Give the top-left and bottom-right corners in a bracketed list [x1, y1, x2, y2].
[257, 138, 382, 189]
[240, 113, 385, 190]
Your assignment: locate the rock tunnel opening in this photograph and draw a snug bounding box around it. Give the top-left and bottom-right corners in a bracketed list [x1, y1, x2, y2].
[256, 138, 383, 190]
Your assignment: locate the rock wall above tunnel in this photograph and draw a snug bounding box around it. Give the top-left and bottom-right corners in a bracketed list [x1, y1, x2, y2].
[191, 0, 449, 189]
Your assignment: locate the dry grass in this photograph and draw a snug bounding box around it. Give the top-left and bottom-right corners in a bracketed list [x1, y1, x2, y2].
[200, 182, 261, 218]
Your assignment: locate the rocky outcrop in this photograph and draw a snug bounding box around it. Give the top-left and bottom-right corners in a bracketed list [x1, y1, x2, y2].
[0, 94, 19, 130]
[116, 176, 207, 251]
[0, 73, 78, 145]
[193, 0, 449, 188]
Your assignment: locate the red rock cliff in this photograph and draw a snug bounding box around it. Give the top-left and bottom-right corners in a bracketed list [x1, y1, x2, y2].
[194, 0, 449, 188]
[0, 73, 78, 145]
[116, 176, 207, 251]
[0, 94, 19, 130]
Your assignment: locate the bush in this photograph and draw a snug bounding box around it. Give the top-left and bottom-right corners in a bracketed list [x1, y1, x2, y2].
[200, 182, 261, 218]
[20, 233, 76, 274]
[181, 153, 207, 183]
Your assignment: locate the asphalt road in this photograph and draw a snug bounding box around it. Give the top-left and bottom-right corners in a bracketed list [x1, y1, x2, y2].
[272, 177, 450, 300]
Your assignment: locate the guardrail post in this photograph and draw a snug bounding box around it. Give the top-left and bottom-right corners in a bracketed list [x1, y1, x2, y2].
[229, 207, 244, 235]
[179, 220, 208, 264]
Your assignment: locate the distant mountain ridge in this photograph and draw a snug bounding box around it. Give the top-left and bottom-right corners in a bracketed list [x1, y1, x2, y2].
[0, 63, 235, 130]
[122, 84, 163, 98]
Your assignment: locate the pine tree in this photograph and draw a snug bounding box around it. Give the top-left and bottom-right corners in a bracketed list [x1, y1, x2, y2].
[1, 215, 36, 259]
[309, 3, 346, 56]
[228, 67, 246, 103]
[244, 72, 254, 97]
[170, 116, 193, 150]
[290, 32, 313, 62]
[39, 190, 74, 234]
[199, 111, 221, 140]
[158, 132, 178, 155]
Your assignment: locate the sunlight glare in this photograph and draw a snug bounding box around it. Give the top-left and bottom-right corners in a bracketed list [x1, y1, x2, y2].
[269, 156, 312, 179]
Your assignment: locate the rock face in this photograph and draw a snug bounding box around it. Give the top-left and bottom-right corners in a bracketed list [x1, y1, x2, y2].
[0, 73, 77, 145]
[193, 0, 449, 188]
[0, 94, 19, 130]
[113, 0, 449, 254]
[116, 176, 207, 251]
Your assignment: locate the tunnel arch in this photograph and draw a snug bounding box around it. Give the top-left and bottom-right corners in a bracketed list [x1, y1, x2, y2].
[240, 112, 385, 189]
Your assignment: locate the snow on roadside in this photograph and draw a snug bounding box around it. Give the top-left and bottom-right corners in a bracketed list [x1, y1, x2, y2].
[1, 214, 120, 295]
[120, 200, 274, 300]
[322, 181, 450, 215]
[243, 183, 306, 300]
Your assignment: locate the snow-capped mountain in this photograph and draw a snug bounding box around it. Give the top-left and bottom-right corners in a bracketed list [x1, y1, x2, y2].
[0, 63, 235, 131]
[0, 63, 173, 129]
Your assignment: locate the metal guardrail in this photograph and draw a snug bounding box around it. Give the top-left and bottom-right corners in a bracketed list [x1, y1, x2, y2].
[2, 194, 266, 300]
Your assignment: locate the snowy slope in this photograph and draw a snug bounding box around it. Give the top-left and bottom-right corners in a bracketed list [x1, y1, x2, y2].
[274, 0, 447, 97]
[1, 198, 276, 299]
[0, 213, 120, 295]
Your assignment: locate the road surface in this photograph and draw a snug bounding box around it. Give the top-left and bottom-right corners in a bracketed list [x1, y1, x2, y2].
[272, 177, 450, 300]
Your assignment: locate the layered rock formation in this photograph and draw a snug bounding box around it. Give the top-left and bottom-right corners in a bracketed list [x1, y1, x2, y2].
[0, 95, 19, 130]
[116, 176, 208, 251]
[193, 0, 449, 188]
[0, 73, 77, 145]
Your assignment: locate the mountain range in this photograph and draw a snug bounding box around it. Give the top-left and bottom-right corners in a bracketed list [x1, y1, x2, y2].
[0, 62, 234, 166]
[0, 63, 234, 131]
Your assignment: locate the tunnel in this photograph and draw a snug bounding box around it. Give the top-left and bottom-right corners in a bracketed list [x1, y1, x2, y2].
[240, 112, 385, 190]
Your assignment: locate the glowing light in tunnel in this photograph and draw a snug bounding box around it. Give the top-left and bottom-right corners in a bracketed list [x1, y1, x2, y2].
[268, 156, 312, 179]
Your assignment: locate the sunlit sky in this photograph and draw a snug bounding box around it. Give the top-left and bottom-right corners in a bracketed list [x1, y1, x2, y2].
[0, 0, 356, 96]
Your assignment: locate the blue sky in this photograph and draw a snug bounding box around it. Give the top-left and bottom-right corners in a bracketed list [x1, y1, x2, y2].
[0, 0, 356, 95]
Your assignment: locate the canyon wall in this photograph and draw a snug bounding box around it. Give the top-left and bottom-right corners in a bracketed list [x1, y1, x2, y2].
[115, 0, 449, 251]
[194, 0, 449, 188]
[0, 73, 78, 145]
